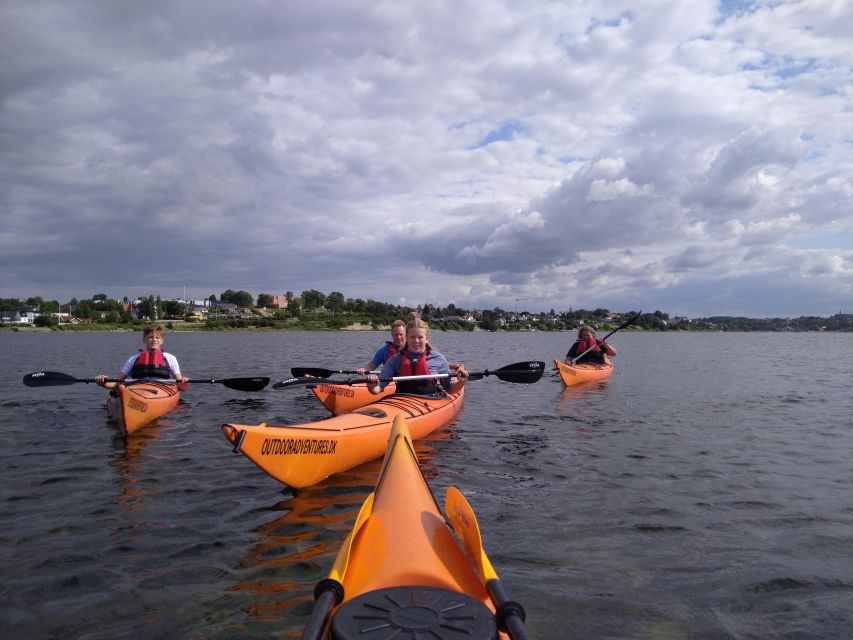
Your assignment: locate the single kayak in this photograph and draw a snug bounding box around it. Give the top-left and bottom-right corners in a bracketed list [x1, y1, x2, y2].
[303, 414, 528, 640]
[553, 357, 614, 386]
[222, 389, 464, 489]
[107, 380, 181, 436]
[310, 380, 396, 413]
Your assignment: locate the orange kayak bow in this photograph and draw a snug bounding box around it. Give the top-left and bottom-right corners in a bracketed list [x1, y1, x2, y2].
[302, 415, 528, 640]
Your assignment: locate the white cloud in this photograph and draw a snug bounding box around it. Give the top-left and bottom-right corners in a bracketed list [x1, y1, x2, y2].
[1, 0, 851, 316]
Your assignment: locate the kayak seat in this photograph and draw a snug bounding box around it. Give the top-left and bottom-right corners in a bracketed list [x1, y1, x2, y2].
[331, 585, 496, 640]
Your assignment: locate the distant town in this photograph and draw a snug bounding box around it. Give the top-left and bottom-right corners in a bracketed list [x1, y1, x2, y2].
[1, 290, 851, 332]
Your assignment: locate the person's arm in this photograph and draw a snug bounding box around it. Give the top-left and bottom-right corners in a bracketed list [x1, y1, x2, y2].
[599, 341, 616, 356]
[447, 367, 469, 394]
[164, 353, 189, 386]
[356, 361, 377, 375]
[366, 357, 397, 394]
[95, 372, 126, 389]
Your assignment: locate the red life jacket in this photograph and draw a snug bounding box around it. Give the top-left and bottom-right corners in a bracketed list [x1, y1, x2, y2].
[383, 341, 401, 363]
[568, 338, 603, 362]
[130, 349, 171, 379]
[398, 346, 431, 376]
[397, 347, 436, 394]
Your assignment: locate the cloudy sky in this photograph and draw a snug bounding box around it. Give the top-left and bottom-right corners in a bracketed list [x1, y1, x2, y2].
[2, 1, 851, 317]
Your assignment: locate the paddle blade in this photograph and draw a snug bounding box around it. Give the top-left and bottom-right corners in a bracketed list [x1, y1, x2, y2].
[291, 367, 335, 378]
[221, 377, 270, 392]
[468, 361, 545, 384]
[23, 371, 82, 387]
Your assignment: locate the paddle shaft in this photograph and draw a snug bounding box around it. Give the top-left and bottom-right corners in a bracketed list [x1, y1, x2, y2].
[22, 371, 268, 391]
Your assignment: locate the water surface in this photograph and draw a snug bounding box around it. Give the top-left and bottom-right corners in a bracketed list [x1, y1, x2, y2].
[1, 330, 851, 638]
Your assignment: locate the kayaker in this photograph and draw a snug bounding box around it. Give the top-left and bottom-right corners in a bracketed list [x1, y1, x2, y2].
[365, 319, 469, 395]
[355, 319, 407, 374]
[95, 323, 189, 389]
[565, 325, 617, 364]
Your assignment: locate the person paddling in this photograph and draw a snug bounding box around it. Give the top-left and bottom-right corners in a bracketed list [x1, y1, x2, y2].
[365, 319, 468, 395]
[565, 325, 616, 365]
[95, 323, 189, 389]
[355, 319, 407, 374]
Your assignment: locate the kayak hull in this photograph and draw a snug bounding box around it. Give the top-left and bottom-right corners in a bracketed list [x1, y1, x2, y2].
[107, 381, 181, 436]
[304, 415, 507, 640]
[553, 357, 613, 386]
[310, 381, 396, 413]
[222, 390, 464, 489]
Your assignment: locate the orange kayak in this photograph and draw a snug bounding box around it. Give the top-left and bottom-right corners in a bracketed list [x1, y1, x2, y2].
[107, 381, 181, 436]
[222, 390, 464, 489]
[302, 415, 528, 640]
[310, 381, 396, 413]
[553, 357, 613, 386]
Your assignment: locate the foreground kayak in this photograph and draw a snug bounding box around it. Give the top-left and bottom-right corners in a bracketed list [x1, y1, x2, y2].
[222, 390, 464, 489]
[107, 381, 181, 436]
[553, 357, 614, 386]
[310, 380, 396, 413]
[303, 415, 528, 640]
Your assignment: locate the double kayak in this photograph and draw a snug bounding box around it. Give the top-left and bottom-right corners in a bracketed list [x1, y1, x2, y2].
[310, 380, 396, 413]
[303, 414, 528, 640]
[222, 389, 464, 489]
[107, 380, 181, 436]
[553, 357, 613, 386]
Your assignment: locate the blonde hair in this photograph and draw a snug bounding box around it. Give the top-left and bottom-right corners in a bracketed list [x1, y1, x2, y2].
[406, 319, 432, 347]
[143, 323, 165, 338]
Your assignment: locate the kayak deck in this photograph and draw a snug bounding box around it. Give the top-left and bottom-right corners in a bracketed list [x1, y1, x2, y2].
[310, 380, 396, 413]
[303, 415, 527, 640]
[222, 390, 464, 489]
[107, 380, 181, 436]
[553, 357, 613, 386]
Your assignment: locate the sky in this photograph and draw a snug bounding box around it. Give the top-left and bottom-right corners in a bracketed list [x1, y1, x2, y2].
[2, 1, 852, 318]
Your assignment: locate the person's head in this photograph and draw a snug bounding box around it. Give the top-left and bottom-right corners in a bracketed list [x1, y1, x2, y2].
[390, 320, 406, 348]
[577, 325, 596, 340]
[142, 324, 165, 350]
[406, 319, 430, 354]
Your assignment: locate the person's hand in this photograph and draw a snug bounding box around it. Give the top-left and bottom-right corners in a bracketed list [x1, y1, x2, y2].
[95, 374, 108, 387]
[356, 367, 368, 375]
[455, 367, 469, 383]
[177, 377, 190, 390]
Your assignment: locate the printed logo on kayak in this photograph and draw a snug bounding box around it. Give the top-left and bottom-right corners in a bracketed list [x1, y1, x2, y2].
[261, 438, 337, 455]
[127, 397, 147, 412]
[318, 384, 355, 398]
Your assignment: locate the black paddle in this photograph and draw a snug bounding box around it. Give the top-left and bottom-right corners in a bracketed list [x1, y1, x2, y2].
[22, 371, 269, 392]
[273, 360, 545, 390]
[569, 311, 643, 365]
[291, 366, 362, 378]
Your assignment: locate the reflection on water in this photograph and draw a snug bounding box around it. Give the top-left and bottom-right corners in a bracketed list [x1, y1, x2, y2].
[224, 436, 447, 637]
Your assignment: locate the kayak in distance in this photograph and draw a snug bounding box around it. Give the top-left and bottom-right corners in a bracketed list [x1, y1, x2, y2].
[553, 357, 614, 386]
[310, 380, 396, 413]
[222, 389, 464, 489]
[107, 380, 181, 436]
[302, 415, 529, 640]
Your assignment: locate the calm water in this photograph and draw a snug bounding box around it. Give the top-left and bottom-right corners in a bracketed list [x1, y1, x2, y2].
[1, 330, 851, 639]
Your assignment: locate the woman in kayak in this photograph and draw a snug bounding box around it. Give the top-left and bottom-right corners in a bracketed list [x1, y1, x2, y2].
[355, 319, 407, 374]
[95, 323, 189, 389]
[365, 319, 469, 395]
[565, 325, 617, 364]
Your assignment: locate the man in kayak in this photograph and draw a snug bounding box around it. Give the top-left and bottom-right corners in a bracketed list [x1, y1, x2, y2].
[365, 319, 469, 395]
[95, 323, 189, 389]
[565, 325, 617, 364]
[355, 319, 407, 374]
